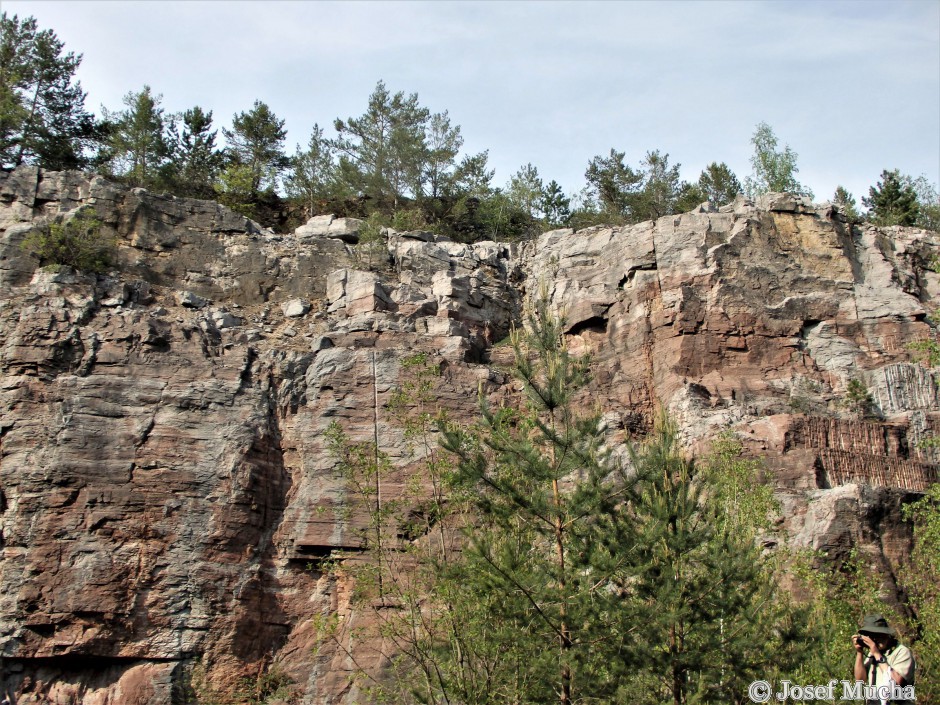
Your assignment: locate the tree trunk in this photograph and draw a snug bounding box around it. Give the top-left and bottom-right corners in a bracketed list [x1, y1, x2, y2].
[553, 477, 571, 705]
[14, 78, 43, 166]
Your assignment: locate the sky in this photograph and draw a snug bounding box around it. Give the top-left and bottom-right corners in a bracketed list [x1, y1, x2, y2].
[5, 0, 940, 205]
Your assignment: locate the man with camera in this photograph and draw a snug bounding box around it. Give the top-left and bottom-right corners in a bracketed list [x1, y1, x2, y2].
[852, 614, 915, 704]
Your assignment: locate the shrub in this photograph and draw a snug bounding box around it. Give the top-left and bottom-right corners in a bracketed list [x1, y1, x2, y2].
[390, 207, 428, 232]
[354, 212, 388, 269]
[908, 339, 940, 368]
[21, 208, 114, 273]
[842, 378, 876, 418]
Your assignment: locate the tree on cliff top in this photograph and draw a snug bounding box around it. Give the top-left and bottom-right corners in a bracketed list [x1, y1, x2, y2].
[100, 85, 175, 189]
[333, 80, 430, 206]
[744, 121, 813, 199]
[585, 147, 643, 220]
[863, 169, 921, 227]
[698, 161, 742, 207]
[170, 106, 223, 199]
[0, 12, 96, 170]
[222, 100, 288, 197]
[286, 123, 337, 217]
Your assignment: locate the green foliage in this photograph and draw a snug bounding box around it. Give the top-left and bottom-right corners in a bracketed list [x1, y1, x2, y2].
[215, 163, 258, 220]
[469, 190, 535, 241]
[506, 162, 544, 219]
[423, 110, 463, 199]
[744, 121, 813, 199]
[540, 179, 572, 228]
[223, 100, 288, 196]
[0, 12, 95, 169]
[100, 85, 174, 188]
[792, 548, 894, 685]
[333, 80, 430, 205]
[833, 186, 861, 221]
[320, 353, 478, 705]
[841, 378, 876, 418]
[674, 180, 706, 213]
[909, 175, 940, 232]
[900, 483, 940, 701]
[171, 106, 223, 199]
[184, 659, 296, 705]
[354, 212, 389, 269]
[699, 432, 778, 538]
[439, 292, 627, 704]
[430, 298, 807, 705]
[451, 149, 494, 198]
[633, 149, 682, 221]
[788, 481, 940, 693]
[585, 147, 643, 219]
[623, 420, 807, 705]
[863, 169, 919, 227]
[908, 339, 940, 368]
[389, 207, 428, 232]
[285, 123, 336, 217]
[697, 161, 742, 206]
[584, 148, 707, 224]
[21, 207, 113, 273]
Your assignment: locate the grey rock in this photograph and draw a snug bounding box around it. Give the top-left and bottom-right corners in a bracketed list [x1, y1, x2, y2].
[312, 335, 334, 351]
[294, 214, 335, 241]
[326, 217, 363, 243]
[177, 290, 208, 309]
[282, 298, 311, 318]
[213, 312, 242, 329]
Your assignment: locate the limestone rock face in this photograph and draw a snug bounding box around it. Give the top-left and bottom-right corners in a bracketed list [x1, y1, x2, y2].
[0, 167, 938, 703]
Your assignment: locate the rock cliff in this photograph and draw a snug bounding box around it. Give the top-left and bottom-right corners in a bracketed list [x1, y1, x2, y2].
[0, 167, 937, 703]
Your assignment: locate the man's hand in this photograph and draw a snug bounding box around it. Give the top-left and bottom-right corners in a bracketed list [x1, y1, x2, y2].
[852, 634, 866, 654]
[859, 634, 882, 660]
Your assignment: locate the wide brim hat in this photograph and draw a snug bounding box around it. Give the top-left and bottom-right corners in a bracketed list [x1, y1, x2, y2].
[859, 614, 896, 636]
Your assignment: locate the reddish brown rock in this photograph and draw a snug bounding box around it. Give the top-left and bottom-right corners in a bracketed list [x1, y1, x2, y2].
[1, 167, 937, 703]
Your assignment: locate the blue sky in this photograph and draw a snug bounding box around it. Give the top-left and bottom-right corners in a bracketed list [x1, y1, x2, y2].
[6, 0, 940, 204]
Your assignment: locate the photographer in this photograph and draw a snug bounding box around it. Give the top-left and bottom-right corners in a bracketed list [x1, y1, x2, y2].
[852, 614, 915, 704]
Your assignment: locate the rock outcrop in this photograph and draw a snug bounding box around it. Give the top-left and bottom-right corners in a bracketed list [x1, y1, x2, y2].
[0, 167, 937, 703]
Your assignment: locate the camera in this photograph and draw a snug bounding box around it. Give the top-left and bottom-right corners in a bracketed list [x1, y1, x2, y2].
[854, 635, 865, 648]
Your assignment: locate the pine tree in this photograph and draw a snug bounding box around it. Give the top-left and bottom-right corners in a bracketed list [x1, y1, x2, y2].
[0, 12, 95, 169]
[673, 181, 706, 213]
[585, 147, 643, 219]
[698, 162, 742, 206]
[171, 106, 222, 198]
[333, 80, 430, 206]
[451, 150, 494, 198]
[222, 100, 288, 197]
[634, 149, 682, 221]
[423, 110, 462, 199]
[101, 86, 174, 189]
[286, 123, 336, 217]
[621, 421, 807, 705]
[540, 179, 571, 227]
[506, 162, 544, 220]
[833, 185, 861, 221]
[440, 292, 639, 704]
[863, 169, 920, 227]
